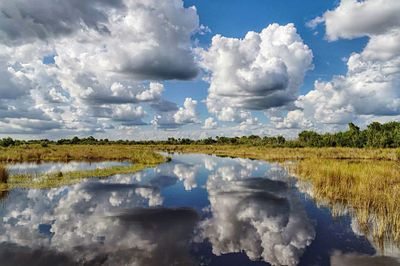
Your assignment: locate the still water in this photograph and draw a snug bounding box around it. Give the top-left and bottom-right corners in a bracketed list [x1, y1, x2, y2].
[0, 153, 399, 266]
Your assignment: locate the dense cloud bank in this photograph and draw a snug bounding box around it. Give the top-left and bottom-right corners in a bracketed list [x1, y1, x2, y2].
[0, 0, 400, 138]
[0, 0, 200, 135]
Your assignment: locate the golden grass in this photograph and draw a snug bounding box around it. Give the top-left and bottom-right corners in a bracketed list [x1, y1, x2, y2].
[2, 144, 400, 245]
[288, 159, 400, 245]
[159, 145, 400, 247]
[157, 145, 400, 161]
[0, 165, 8, 183]
[0, 144, 165, 163]
[0, 145, 167, 190]
[6, 163, 159, 190]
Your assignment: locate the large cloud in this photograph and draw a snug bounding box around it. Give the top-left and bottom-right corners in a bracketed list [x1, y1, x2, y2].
[280, 0, 400, 130]
[0, 0, 201, 136]
[309, 0, 400, 41]
[199, 23, 313, 121]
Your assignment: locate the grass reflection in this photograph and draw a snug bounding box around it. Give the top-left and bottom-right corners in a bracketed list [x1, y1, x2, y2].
[289, 159, 400, 249]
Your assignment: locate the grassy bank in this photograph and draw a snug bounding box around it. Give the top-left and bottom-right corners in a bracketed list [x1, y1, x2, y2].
[289, 159, 400, 244]
[0, 145, 166, 191]
[159, 145, 400, 246]
[2, 163, 160, 190]
[0, 144, 165, 163]
[158, 145, 400, 161]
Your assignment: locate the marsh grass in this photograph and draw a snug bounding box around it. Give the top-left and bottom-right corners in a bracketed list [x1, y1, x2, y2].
[161, 145, 400, 249]
[0, 144, 165, 163]
[0, 145, 166, 190]
[0, 165, 8, 183]
[288, 159, 400, 245]
[6, 163, 160, 190]
[158, 145, 400, 161]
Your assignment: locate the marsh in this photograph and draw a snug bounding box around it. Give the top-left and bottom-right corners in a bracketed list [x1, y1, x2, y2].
[0, 153, 398, 266]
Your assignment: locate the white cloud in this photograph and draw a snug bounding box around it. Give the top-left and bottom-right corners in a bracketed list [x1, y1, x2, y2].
[0, 0, 201, 136]
[173, 98, 198, 124]
[203, 117, 217, 129]
[199, 23, 313, 122]
[312, 0, 400, 41]
[285, 0, 400, 130]
[272, 110, 313, 129]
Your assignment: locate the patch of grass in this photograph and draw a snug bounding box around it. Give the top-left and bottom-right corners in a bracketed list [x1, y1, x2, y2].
[0, 144, 165, 164]
[0, 165, 8, 183]
[288, 159, 400, 245]
[6, 163, 160, 190]
[0, 145, 167, 190]
[157, 145, 400, 161]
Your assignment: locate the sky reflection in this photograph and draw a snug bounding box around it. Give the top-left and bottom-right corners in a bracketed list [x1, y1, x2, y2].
[0, 154, 398, 265]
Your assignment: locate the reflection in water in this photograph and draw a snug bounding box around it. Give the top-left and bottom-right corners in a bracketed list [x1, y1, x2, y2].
[200, 164, 315, 266]
[0, 154, 396, 265]
[6, 161, 130, 176]
[330, 251, 400, 266]
[297, 179, 400, 258]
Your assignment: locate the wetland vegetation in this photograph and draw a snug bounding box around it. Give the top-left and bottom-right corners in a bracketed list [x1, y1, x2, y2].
[1, 121, 400, 254]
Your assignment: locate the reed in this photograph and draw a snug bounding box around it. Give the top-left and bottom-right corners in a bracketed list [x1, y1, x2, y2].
[0, 144, 165, 163]
[0, 165, 8, 183]
[157, 145, 400, 161]
[7, 163, 159, 190]
[288, 159, 400, 244]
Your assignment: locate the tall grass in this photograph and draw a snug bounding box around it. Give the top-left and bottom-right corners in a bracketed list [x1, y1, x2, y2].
[0, 165, 8, 183]
[157, 145, 400, 161]
[289, 159, 400, 245]
[161, 145, 400, 249]
[7, 163, 159, 190]
[0, 145, 166, 190]
[0, 144, 165, 163]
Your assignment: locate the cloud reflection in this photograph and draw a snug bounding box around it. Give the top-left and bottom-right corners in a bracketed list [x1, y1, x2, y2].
[0, 172, 196, 265]
[200, 163, 315, 266]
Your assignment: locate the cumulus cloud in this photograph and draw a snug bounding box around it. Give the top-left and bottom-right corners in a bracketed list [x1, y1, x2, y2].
[0, 0, 201, 136]
[203, 117, 217, 129]
[111, 104, 147, 126]
[173, 98, 199, 124]
[199, 23, 313, 121]
[152, 98, 199, 128]
[272, 110, 313, 129]
[280, 0, 400, 130]
[310, 0, 400, 41]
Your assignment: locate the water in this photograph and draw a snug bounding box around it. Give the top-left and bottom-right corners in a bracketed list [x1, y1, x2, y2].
[0, 153, 399, 266]
[6, 161, 131, 176]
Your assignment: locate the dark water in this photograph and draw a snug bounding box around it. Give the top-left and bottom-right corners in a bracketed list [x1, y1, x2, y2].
[0, 153, 399, 266]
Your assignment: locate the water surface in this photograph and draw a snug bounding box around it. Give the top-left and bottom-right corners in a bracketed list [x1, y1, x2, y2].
[0, 153, 398, 266]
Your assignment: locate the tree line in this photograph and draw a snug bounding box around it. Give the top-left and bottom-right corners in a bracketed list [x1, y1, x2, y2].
[1, 121, 400, 148]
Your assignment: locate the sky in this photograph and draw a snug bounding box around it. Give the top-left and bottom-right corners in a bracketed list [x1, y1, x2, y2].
[0, 0, 399, 140]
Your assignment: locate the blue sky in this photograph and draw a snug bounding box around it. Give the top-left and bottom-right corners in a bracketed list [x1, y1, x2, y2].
[0, 0, 399, 139]
[163, 0, 369, 128]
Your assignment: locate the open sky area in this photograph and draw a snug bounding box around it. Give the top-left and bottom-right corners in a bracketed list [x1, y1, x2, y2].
[0, 0, 399, 139]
